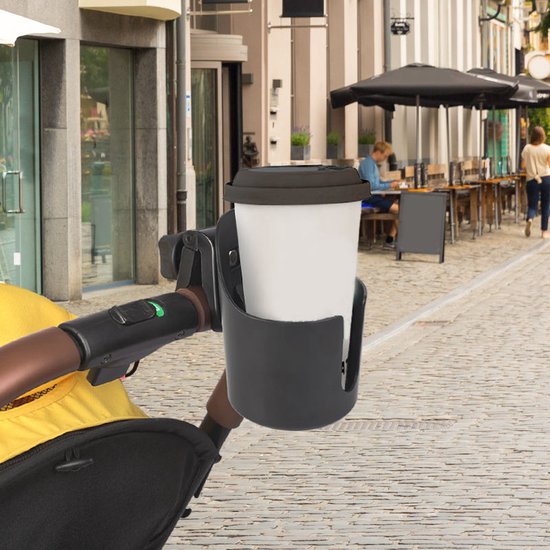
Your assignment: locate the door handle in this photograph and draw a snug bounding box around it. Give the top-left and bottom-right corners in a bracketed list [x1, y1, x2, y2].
[1, 171, 25, 214]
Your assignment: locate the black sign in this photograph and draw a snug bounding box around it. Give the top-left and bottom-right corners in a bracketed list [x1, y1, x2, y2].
[396, 192, 447, 263]
[202, 0, 249, 4]
[282, 0, 325, 18]
[390, 20, 411, 35]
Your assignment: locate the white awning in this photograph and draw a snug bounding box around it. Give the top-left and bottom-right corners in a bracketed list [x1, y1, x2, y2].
[79, 0, 181, 21]
[0, 9, 61, 47]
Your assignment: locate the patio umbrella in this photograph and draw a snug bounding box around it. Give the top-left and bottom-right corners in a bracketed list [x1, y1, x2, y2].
[468, 68, 538, 176]
[0, 9, 60, 47]
[518, 74, 550, 105]
[515, 74, 550, 169]
[515, 75, 550, 169]
[330, 63, 517, 185]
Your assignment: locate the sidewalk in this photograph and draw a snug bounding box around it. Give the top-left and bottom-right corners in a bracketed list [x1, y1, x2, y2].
[68, 212, 536, 337]
[64, 213, 549, 549]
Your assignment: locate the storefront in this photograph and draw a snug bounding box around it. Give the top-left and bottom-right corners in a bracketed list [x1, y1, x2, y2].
[0, 1, 179, 300]
[0, 39, 41, 291]
[190, 30, 247, 228]
[80, 45, 135, 288]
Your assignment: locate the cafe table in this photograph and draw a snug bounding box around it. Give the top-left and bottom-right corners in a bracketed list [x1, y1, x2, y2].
[438, 183, 481, 240]
[507, 173, 526, 224]
[469, 175, 523, 231]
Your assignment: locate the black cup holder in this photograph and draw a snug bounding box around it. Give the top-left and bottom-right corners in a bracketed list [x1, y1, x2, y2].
[216, 210, 366, 430]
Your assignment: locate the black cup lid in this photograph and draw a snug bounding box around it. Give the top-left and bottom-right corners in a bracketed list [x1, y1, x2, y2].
[224, 165, 371, 205]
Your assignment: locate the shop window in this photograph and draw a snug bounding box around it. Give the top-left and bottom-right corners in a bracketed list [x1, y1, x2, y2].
[80, 46, 135, 288]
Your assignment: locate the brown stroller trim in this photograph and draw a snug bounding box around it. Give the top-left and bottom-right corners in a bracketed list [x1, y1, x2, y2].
[0, 287, 242, 434]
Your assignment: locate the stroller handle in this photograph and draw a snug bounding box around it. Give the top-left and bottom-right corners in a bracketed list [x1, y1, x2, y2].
[0, 288, 242, 437]
[0, 327, 81, 408]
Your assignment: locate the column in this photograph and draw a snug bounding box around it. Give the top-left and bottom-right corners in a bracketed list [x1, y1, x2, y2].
[41, 39, 82, 300]
[134, 46, 168, 284]
[327, 0, 358, 159]
[294, 23, 328, 160]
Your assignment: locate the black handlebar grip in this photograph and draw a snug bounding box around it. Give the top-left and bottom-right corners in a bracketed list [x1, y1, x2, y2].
[59, 292, 199, 378]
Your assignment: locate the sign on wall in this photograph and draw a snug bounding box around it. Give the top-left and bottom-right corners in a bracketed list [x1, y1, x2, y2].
[525, 51, 550, 80]
[282, 0, 324, 18]
[202, 0, 249, 3]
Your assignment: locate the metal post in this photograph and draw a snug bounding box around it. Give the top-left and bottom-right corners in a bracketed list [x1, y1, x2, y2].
[176, 1, 196, 231]
[479, 103, 484, 179]
[492, 106, 497, 178]
[383, 0, 392, 142]
[480, 0, 489, 67]
[176, 5, 187, 231]
[413, 95, 422, 188]
[416, 94, 421, 164]
[166, 21, 177, 234]
[446, 105, 452, 184]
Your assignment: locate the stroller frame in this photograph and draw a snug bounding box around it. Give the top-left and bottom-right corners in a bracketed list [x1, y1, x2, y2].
[0, 210, 366, 548]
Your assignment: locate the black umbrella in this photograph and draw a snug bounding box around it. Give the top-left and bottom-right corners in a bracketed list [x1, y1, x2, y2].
[467, 68, 538, 107]
[330, 63, 517, 181]
[515, 74, 550, 167]
[333, 63, 515, 103]
[518, 74, 550, 106]
[468, 68, 538, 175]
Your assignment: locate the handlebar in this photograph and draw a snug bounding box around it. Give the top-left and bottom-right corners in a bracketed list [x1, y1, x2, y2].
[0, 288, 242, 439]
[0, 327, 81, 409]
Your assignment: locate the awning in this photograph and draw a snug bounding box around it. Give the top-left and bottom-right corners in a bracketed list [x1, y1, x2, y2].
[0, 9, 61, 47]
[79, 0, 181, 21]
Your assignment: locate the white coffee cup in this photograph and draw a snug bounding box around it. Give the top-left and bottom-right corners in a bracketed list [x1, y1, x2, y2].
[225, 166, 369, 361]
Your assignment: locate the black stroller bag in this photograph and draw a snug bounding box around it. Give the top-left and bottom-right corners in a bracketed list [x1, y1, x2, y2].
[0, 418, 220, 550]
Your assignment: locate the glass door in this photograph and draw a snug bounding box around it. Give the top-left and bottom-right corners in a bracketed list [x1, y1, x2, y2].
[0, 40, 40, 291]
[192, 63, 222, 228]
[80, 46, 135, 289]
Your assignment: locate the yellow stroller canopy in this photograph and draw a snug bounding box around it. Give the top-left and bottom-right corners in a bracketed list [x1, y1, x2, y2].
[0, 284, 219, 550]
[0, 283, 146, 463]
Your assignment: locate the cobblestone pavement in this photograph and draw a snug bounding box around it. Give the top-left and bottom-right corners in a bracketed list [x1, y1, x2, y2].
[64, 214, 550, 549]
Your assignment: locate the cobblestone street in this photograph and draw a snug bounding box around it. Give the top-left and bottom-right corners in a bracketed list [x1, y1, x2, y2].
[65, 216, 550, 549]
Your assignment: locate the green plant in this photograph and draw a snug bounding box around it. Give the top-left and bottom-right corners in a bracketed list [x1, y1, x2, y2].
[528, 107, 550, 143]
[358, 129, 376, 145]
[291, 127, 311, 146]
[81, 200, 91, 223]
[327, 131, 340, 146]
[536, 10, 550, 39]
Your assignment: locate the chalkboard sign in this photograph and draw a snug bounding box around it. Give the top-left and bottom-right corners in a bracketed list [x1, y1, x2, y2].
[396, 191, 447, 263]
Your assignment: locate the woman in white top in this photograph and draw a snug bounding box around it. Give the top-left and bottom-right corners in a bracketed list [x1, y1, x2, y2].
[521, 126, 550, 239]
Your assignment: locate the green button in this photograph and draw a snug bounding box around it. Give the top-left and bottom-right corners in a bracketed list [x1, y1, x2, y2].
[147, 301, 165, 317]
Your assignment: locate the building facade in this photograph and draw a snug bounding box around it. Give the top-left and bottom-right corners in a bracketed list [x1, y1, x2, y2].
[0, 0, 177, 299]
[0, 0, 527, 300]
[207, 0, 519, 173]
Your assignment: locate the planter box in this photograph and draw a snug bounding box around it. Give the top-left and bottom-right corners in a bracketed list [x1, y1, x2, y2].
[291, 145, 311, 161]
[358, 144, 374, 158]
[326, 144, 343, 159]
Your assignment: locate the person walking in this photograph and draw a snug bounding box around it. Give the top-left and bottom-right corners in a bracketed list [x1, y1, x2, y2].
[521, 126, 550, 239]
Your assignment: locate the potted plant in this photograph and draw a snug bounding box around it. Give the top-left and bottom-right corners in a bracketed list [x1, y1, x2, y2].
[535, 9, 550, 50]
[291, 127, 311, 160]
[326, 131, 341, 159]
[358, 129, 376, 158]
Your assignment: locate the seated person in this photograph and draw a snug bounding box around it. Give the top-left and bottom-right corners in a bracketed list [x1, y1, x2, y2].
[358, 141, 401, 250]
